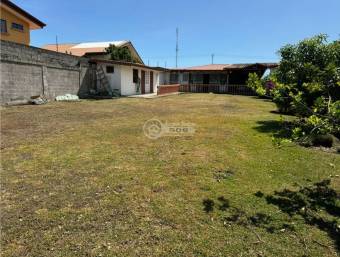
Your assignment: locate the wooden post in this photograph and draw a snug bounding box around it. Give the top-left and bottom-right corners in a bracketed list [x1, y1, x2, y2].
[226, 71, 230, 94]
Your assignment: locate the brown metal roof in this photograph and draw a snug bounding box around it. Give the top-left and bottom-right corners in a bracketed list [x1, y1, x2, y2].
[1, 0, 46, 28]
[42, 43, 78, 54]
[42, 44, 107, 57]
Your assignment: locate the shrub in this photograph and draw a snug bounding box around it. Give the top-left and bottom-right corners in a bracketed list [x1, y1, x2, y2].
[248, 34, 340, 146]
[247, 73, 267, 97]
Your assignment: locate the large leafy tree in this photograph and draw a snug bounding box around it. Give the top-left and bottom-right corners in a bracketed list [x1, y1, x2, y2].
[274, 34, 340, 113]
[105, 44, 139, 63]
[248, 35, 340, 146]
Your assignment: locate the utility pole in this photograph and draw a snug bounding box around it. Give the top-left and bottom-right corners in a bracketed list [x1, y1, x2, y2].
[176, 27, 179, 68]
[211, 54, 214, 64]
[56, 35, 59, 52]
[165, 61, 167, 68]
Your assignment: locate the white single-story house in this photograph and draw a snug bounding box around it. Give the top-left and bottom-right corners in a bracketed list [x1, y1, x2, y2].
[43, 40, 168, 96]
[91, 59, 164, 96]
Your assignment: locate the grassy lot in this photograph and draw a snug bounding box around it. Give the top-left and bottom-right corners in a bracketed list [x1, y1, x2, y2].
[1, 94, 339, 257]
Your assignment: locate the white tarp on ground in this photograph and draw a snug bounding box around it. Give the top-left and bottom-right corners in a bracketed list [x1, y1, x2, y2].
[55, 94, 79, 101]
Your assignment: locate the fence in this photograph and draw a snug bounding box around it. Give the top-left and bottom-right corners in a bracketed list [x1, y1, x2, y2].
[179, 84, 256, 96]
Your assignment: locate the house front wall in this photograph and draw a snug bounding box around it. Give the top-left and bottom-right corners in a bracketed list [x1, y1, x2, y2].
[120, 65, 139, 96]
[120, 66, 159, 96]
[0, 6, 30, 45]
[101, 63, 122, 94]
[100, 63, 160, 96]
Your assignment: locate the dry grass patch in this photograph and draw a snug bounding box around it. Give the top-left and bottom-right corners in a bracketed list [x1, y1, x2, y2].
[1, 94, 339, 257]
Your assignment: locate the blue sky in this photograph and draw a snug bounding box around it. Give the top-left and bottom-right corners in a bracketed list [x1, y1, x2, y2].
[15, 0, 340, 67]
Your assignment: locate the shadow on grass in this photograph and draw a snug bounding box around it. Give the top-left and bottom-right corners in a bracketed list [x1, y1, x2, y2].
[253, 120, 292, 139]
[256, 179, 340, 251]
[202, 197, 230, 213]
[203, 179, 339, 251]
[202, 199, 215, 213]
[269, 110, 296, 116]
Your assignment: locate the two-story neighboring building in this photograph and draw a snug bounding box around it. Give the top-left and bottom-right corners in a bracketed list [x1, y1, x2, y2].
[0, 0, 45, 45]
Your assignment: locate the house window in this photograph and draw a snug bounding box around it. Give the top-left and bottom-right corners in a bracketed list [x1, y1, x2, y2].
[0, 19, 7, 33]
[133, 69, 139, 83]
[12, 22, 24, 31]
[106, 66, 114, 73]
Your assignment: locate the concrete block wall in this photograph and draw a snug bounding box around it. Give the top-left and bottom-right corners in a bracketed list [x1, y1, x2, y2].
[0, 40, 95, 103]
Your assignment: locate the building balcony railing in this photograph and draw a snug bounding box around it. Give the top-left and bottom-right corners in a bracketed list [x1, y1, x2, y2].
[178, 83, 256, 96]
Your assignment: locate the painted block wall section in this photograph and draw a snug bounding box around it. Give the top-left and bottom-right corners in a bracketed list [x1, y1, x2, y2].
[103, 64, 122, 94]
[120, 65, 138, 96]
[0, 40, 95, 103]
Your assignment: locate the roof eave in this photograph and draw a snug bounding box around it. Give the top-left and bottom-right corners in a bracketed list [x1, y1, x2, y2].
[1, 0, 46, 28]
[90, 58, 162, 70]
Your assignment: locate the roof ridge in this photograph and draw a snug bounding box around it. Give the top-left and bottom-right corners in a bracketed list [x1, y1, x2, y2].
[42, 43, 79, 46]
[75, 40, 128, 44]
[42, 40, 129, 46]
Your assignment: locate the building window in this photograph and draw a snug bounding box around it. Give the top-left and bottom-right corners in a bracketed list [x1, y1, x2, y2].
[133, 69, 139, 83]
[12, 22, 24, 31]
[106, 66, 114, 73]
[0, 19, 7, 33]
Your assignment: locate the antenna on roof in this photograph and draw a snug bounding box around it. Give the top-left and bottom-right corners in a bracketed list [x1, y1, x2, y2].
[211, 54, 214, 64]
[56, 35, 59, 52]
[176, 27, 179, 68]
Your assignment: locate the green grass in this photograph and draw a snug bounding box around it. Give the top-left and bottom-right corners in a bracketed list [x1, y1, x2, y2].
[1, 94, 339, 257]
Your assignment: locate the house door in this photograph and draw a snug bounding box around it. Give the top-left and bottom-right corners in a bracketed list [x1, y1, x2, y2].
[203, 74, 210, 84]
[141, 70, 145, 94]
[150, 71, 154, 93]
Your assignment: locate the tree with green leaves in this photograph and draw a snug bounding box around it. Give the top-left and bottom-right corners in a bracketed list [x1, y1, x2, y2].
[248, 34, 340, 147]
[105, 44, 139, 63]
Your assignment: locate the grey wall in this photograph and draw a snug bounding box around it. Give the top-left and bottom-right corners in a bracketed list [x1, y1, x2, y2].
[0, 40, 96, 103]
